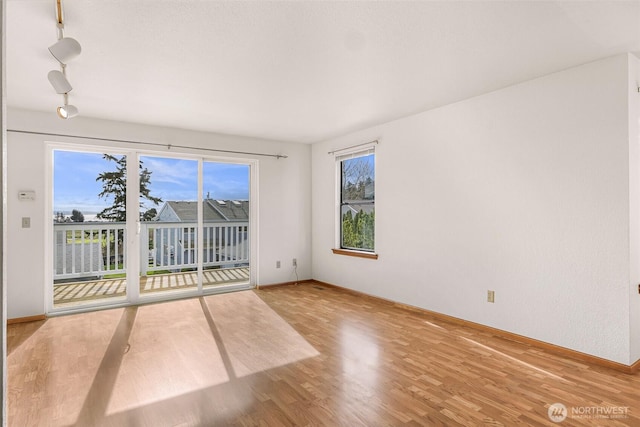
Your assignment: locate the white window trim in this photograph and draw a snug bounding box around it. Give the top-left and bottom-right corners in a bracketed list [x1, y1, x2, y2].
[333, 146, 377, 258]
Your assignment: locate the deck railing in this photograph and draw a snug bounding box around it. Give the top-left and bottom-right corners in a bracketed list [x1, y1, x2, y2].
[54, 222, 126, 280]
[53, 221, 249, 282]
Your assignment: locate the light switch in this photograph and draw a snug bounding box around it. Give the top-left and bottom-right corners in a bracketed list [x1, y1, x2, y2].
[21, 217, 30, 228]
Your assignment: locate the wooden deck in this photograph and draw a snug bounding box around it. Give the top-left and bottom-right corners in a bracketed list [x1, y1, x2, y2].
[53, 267, 250, 307]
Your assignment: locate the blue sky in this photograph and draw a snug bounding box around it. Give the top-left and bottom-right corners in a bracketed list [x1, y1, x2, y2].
[53, 151, 250, 214]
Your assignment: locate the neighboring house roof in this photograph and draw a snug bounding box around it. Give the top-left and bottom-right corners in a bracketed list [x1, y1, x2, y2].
[207, 199, 249, 221]
[343, 203, 374, 215]
[156, 199, 249, 222]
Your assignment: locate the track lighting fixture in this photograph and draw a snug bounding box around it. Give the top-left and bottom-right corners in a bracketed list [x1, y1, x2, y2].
[47, 70, 72, 94]
[55, 92, 77, 119]
[57, 104, 79, 119]
[48, 0, 81, 119]
[49, 37, 81, 65]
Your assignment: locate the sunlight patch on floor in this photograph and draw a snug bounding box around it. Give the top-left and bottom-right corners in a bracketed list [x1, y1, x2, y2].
[106, 299, 230, 414]
[105, 291, 319, 416]
[203, 291, 320, 378]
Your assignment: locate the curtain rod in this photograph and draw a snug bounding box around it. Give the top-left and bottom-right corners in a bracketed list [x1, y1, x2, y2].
[7, 129, 288, 159]
[328, 139, 378, 155]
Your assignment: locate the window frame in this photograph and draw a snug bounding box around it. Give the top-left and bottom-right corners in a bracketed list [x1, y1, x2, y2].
[333, 147, 377, 259]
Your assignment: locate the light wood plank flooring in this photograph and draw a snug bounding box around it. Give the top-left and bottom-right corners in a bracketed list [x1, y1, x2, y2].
[8, 284, 640, 426]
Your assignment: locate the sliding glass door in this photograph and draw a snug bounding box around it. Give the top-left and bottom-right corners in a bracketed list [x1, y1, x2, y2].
[202, 161, 250, 289]
[52, 150, 129, 309]
[49, 147, 253, 313]
[139, 156, 200, 298]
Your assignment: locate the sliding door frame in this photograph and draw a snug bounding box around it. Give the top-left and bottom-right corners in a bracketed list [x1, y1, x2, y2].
[126, 151, 141, 304]
[45, 142, 258, 316]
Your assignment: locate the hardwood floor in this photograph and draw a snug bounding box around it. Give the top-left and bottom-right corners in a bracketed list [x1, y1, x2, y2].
[7, 284, 640, 426]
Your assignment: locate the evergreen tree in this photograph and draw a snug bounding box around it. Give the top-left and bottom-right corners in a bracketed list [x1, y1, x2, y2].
[142, 208, 157, 221]
[342, 209, 374, 250]
[96, 154, 162, 222]
[342, 210, 355, 247]
[70, 209, 85, 222]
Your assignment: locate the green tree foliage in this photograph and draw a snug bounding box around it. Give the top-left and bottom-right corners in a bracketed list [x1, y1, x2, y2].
[96, 154, 162, 222]
[342, 209, 375, 250]
[70, 209, 84, 222]
[142, 208, 157, 221]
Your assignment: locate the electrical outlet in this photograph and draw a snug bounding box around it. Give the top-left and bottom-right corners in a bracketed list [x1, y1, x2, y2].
[276, 260, 281, 268]
[487, 290, 495, 303]
[293, 258, 297, 267]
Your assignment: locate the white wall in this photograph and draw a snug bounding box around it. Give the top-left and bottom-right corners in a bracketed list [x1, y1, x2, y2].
[6, 109, 311, 319]
[312, 54, 637, 365]
[629, 54, 640, 364]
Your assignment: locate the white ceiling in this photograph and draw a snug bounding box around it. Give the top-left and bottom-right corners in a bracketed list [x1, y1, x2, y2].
[6, 1, 640, 144]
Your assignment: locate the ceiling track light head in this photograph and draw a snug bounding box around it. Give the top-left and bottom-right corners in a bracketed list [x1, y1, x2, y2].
[57, 104, 78, 119]
[49, 37, 81, 64]
[47, 70, 72, 94]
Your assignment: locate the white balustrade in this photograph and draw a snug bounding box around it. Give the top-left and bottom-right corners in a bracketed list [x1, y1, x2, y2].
[53, 222, 126, 280]
[53, 221, 249, 281]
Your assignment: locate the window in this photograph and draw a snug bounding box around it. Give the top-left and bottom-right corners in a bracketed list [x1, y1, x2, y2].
[338, 149, 375, 252]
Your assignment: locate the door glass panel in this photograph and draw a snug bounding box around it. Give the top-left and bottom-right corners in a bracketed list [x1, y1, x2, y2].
[53, 151, 128, 308]
[202, 162, 250, 289]
[139, 156, 199, 297]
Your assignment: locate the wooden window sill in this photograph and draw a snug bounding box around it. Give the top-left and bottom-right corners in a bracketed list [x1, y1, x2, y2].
[332, 248, 378, 260]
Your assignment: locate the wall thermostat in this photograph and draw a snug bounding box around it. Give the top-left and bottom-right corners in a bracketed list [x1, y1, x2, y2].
[18, 191, 36, 201]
